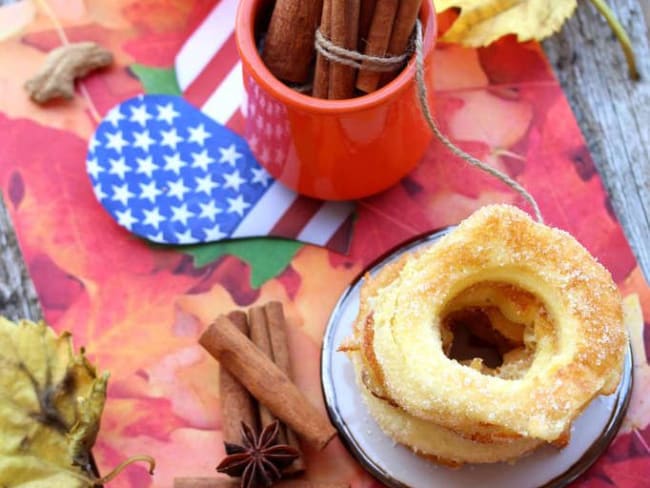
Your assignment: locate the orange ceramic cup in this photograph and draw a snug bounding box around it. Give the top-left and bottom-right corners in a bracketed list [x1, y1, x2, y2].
[236, 0, 437, 201]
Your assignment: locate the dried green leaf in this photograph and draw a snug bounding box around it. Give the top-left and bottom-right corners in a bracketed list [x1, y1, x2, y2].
[130, 63, 182, 95]
[181, 238, 303, 288]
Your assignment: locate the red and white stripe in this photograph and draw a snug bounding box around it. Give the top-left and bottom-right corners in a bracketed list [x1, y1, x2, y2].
[174, 0, 354, 252]
[175, 0, 354, 251]
[175, 0, 245, 129]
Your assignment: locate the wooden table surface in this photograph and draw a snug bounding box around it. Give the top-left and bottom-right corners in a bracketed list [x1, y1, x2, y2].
[1, 0, 649, 323]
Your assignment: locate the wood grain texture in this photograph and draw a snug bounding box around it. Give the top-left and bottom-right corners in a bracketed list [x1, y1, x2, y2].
[0, 191, 41, 321]
[542, 0, 650, 279]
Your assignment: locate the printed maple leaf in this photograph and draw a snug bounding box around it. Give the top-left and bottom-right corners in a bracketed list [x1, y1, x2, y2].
[515, 91, 637, 282]
[290, 246, 362, 342]
[432, 44, 489, 91]
[578, 289, 650, 485]
[445, 89, 534, 153]
[42, 268, 211, 487]
[603, 457, 650, 487]
[477, 36, 554, 85]
[121, 0, 211, 66]
[178, 246, 360, 346]
[401, 89, 531, 225]
[0, 115, 168, 281]
[122, 0, 196, 33]
[348, 183, 433, 265]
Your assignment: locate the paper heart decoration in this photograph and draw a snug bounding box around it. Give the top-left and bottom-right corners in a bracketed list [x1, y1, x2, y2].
[86, 94, 354, 252]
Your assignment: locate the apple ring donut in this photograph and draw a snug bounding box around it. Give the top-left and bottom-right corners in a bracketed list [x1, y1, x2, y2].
[351, 275, 559, 445]
[351, 354, 544, 466]
[342, 204, 627, 463]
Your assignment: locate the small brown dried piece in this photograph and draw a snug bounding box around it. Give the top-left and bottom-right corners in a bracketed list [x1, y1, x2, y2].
[25, 41, 113, 104]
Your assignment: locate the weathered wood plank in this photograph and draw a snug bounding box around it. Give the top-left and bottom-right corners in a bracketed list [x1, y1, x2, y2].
[543, 0, 650, 278]
[0, 191, 42, 321]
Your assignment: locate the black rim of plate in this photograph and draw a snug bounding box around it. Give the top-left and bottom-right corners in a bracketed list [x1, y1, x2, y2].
[320, 228, 634, 488]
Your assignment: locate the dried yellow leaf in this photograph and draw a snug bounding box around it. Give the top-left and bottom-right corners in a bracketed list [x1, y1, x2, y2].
[434, 0, 577, 46]
[0, 317, 108, 487]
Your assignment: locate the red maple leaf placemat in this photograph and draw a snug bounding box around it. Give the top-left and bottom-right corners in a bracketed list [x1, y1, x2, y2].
[0, 1, 648, 486]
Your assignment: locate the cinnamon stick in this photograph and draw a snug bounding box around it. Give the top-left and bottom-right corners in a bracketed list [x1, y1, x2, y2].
[355, 0, 399, 93]
[264, 302, 305, 474]
[358, 0, 378, 49]
[174, 479, 349, 488]
[199, 316, 337, 449]
[248, 307, 282, 437]
[264, 302, 294, 388]
[329, 0, 361, 99]
[313, 0, 332, 98]
[263, 0, 324, 83]
[219, 311, 258, 448]
[380, 0, 422, 86]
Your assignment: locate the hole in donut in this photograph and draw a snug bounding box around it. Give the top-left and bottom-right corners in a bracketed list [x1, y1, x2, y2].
[440, 282, 551, 379]
[443, 308, 512, 369]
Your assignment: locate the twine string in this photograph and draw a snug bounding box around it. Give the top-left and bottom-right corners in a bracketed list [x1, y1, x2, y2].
[315, 22, 544, 223]
[315, 29, 411, 72]
[412, 21, 543, 222]
[34, 0, 102, 124]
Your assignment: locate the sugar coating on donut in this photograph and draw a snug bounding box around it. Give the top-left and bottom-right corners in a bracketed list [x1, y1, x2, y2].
[351, 353, 544, 465]
[344, 204, 627, 463]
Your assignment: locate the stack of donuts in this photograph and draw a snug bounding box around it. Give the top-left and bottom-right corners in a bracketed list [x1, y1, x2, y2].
[341, 205, 627, 466]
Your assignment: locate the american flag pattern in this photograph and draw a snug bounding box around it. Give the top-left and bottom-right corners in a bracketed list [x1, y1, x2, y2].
[174, 0, 355, 251]
[87, 94, 353, 250]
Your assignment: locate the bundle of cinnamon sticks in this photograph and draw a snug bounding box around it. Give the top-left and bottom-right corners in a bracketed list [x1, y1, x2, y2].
[199, 302, 336, 469]
[262, 0, 423, 99]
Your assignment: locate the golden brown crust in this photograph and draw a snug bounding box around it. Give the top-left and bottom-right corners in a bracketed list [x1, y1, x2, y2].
[344, 204, 627, 465]
[351, 351, 543, 465]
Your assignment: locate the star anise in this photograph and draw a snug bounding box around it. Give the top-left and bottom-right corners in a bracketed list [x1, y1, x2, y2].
[217, 421, 300, 488]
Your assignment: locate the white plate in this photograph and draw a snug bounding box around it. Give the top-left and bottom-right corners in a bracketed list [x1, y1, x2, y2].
[321, 229, 633, 488]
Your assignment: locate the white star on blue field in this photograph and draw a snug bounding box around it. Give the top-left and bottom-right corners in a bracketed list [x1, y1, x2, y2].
[87, 95, 273, 245]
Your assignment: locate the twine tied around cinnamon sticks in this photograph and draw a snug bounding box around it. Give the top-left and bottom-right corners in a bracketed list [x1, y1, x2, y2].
[262, 0, 543, 219]
[314, 29, 411, 72]
[314, 19, 544, 223]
